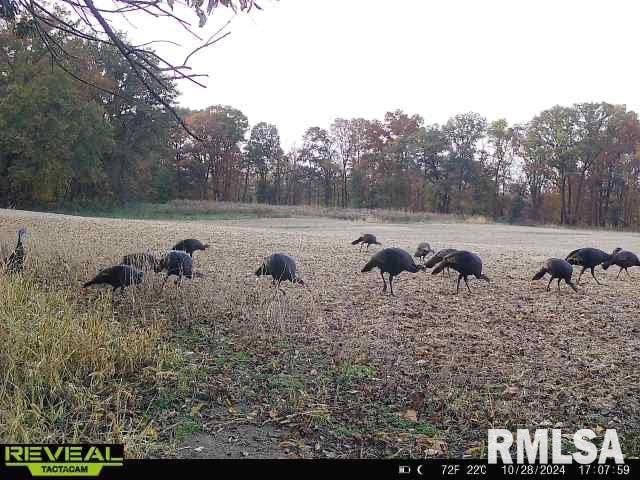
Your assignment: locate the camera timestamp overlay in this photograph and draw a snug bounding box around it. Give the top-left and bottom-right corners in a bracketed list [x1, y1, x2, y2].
[0, 435, 635, 480]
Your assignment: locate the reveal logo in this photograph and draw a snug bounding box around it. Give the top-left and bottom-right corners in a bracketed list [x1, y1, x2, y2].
[3, 444, 124, 477]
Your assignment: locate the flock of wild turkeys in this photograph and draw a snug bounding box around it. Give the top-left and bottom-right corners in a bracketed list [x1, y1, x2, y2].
[353, 234, 640, 295]
[2, 228, 639, 297]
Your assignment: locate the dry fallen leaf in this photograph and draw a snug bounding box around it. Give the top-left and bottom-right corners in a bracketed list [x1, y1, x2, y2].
[502, 385, 520, 397]
[143, 425, 158, 440]
[398, 408, 418, 422]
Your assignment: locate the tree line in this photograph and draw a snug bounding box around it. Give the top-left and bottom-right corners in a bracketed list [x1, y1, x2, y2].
[126, 101, 640, 228]
[2, 19, 640, 227]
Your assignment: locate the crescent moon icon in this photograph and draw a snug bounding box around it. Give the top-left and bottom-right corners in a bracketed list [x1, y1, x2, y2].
[417, 464, 424, 475]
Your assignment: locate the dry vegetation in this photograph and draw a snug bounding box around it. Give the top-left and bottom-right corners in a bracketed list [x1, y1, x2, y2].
[70, 199, 495, 225]
[1, 208, 639, 459]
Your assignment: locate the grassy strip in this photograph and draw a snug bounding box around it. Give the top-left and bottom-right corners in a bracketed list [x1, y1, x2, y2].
[53, 200, 493, 224]
[0, 273, 183, 456]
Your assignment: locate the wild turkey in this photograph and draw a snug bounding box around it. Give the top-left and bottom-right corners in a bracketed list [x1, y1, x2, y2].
[4, 227, 27, 274]
[565, 248, 612, 285]
[83, 265, 144, 292]
[414, 242, 434, 263]
[431, 250, 489, 294]
[361, 247, 424, 296]
[121, 253, 162, 272]
[351, 233, 381, 252]
[602, 248, 640, 279]
[532, 258, 578, 292]
[255, 253, 304, 286]
[172, 238, 209, 257]
[424, 248, 458, 277]
[159, 250, 194, 285]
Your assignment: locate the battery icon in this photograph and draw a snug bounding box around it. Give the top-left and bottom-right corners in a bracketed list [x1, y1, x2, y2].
[399, 465, 411, 474]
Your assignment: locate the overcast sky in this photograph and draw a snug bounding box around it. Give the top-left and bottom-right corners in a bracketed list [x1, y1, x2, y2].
[115, 0, 640, 148]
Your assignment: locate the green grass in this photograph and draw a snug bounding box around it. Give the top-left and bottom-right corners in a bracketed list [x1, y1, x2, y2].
[268, 374, 305, 391]
[383, 412, 438, 436]
[331, 423, 364, 438]
[621, 433, 640, 458]
[174, 417, 204, 441]
[338, 364, 376, 384]
[150, 391, 181, 411]
[328, 407, 438, 440]
[213, 349, 253, 368]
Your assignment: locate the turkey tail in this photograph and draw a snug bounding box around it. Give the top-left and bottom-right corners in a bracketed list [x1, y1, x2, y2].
[431, 261, 446, 276]
[532, 268, 547, 281]
[361, 258, 377, 272]
[351, 237, 363, 245]
[83, 279, 96, 288]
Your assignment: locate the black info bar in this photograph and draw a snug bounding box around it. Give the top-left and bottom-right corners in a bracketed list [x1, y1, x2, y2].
[0, 446, 637, 480]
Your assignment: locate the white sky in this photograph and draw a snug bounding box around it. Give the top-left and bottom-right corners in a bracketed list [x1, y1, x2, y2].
[112, 0, 640, 148]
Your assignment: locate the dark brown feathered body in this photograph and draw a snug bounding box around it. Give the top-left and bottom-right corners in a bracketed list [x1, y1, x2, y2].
[424, 248, 458, 268]
[255, 253, 304, 285]
[565, 247, 611, 285]
[121, 253, 162, 272]
[602, 248, 640, 279]
[431, 250, 489, 294]
[351, 233, 381, 252]
[159, 250, 194, 284]
[83, 265, 144, 292]
[532, 258, 577, 292]
[361, 247, 424, 295]
[414, 242, 434, 261]
[424, 248, 457, 277]
[4, 227, 27, 274]
[172, 238, 209, 257]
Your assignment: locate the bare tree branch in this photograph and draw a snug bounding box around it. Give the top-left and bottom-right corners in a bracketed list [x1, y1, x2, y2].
[2, 0, 266, 140]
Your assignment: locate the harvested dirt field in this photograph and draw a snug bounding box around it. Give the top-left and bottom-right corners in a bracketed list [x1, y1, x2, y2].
[1, 209, 639, 458]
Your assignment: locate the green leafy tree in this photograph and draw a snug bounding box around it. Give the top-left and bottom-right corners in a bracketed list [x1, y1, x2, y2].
[527, 106, 577, 224]
[0, 69, 113, 207]
[301, 127, 337, 206]
[186, 105, 248, 200]
[247, 122, 283, 203]
[442, 112, 487, 213]
[486, 119, 518, 217]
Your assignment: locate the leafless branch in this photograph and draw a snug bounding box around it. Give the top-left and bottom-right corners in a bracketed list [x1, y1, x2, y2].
[4, 0, 266, 141]
[132, 39, 182, 48]
[82, 0, 201, 140]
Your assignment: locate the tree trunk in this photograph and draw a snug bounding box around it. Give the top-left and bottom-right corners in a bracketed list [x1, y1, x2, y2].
[242, 167, 250, 203]
[560, 174, 566, 224]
